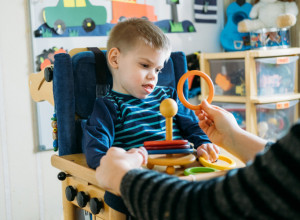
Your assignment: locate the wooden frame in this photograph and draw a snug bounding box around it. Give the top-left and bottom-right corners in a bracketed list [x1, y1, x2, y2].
[51, 148, 244, 219]
[200, 47, 300, 135]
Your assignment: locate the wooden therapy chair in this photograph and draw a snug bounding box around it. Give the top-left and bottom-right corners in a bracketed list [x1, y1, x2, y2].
[29, 47, 197, 220]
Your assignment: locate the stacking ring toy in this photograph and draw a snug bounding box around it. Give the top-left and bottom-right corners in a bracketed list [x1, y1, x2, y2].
[199, 155, 236, 170]
[184, 167, 217, 176]
[177, 70, 214, 110]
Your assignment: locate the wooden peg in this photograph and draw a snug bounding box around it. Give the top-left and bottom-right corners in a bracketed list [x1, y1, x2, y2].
[160, 98, 178, 141]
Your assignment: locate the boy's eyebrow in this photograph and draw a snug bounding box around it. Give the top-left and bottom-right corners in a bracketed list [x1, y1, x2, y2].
[138, 57, 164, 68]
[138, 57, 153, 64]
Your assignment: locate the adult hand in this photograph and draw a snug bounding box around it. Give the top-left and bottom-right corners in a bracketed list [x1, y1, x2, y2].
[96, 147, 148, 195]
[195, 100, 267, 163]
[195, 99, 241, 149]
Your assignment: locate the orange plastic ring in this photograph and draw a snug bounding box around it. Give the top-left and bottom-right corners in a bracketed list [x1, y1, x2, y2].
[177, 70, 214, 110]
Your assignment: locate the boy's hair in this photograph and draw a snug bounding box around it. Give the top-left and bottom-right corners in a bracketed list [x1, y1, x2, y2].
[107, 18, 171, 59]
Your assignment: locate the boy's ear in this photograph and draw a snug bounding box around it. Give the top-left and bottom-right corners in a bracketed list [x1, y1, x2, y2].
[107, 47, 120, 69]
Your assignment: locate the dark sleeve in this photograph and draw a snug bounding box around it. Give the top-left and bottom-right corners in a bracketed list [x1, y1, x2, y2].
[83, 98, 117, 169]
[171, 89, 211, 147]
[120, 122, 300, 220]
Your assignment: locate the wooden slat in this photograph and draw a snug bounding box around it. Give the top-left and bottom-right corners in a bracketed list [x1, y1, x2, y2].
[202, 95, 247, 103]
[250, 93, 300, 104]
[248, 47, 300, 58]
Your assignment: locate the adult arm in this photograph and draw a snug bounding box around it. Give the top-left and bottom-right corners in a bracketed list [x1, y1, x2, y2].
[196, 100, 267, 163]
[120, 123, 300, 219]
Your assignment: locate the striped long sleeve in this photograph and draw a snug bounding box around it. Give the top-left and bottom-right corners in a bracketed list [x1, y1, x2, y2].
[84, 86, 210, 169]
[120, 122, 300, 220]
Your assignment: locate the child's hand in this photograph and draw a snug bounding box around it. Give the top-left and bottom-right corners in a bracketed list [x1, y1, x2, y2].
[197, 143, 220, 162]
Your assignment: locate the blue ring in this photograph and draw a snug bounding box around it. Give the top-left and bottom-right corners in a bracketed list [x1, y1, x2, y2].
[147, 148, 194, 155]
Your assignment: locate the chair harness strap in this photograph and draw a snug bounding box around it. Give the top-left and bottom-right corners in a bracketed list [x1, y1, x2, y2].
[87, 47, 110, 97]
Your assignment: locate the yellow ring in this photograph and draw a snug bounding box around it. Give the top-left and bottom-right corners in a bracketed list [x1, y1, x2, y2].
[199, 155, 236, 170]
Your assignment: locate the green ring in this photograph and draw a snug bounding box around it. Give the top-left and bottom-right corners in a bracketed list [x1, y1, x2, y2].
[184, 167, 217, 176]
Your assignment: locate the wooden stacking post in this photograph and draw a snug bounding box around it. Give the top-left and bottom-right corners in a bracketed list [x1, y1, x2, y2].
[160, 98, 178, 141]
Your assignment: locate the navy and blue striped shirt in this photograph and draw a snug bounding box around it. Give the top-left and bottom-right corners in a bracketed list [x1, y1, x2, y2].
[84, 86, 211, 169]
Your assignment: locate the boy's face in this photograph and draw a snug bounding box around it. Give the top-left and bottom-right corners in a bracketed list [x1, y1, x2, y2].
[109, 42, 167, 99]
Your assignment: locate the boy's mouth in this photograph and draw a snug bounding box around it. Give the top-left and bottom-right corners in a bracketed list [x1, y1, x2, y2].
[143, 84, 154, 94]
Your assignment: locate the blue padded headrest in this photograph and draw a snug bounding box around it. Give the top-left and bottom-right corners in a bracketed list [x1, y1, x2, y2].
[72, 51, 112, 118]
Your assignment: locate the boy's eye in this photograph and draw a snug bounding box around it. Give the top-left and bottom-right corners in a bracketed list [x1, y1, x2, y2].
[141, 63, 149, 68]
[156, 69, 162, 74]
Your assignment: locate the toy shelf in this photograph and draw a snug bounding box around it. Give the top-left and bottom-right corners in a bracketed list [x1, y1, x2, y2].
[199, 47, 300, 138]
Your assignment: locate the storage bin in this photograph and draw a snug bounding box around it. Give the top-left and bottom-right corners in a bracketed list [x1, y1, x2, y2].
[250, 28, 290, 50]
[208, 59, 245, 96]
[212, 102, 246, 129]
[256, 56, 298, 96]
[256, 100, 298, 141]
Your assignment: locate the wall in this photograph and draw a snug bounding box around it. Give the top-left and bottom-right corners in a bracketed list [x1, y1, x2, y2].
[0, 0, 224, 219]
[0, 1, 62, 219]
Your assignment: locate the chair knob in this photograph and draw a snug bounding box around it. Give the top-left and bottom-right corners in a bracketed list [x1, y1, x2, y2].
[77, 191, 90, 208]
[57, 172, 69, 181]
[90, 198, 104, 214]
[44, 66, 53, 82]
[65, 186, 77, 201]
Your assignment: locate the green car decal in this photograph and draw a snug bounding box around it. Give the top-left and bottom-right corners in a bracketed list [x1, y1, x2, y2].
[43, 0, 107, 34]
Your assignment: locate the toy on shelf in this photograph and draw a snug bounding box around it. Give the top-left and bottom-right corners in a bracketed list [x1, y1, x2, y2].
[256, 100, 297, 141]
[215, 68, 245, 96]
[237, 0, 298, 50]
[250, 28, 291, 49]
[256, 56, 298, 96]
[208, 60, 246, 96]
[238, 0, 298, 33]
[220, 0, 252, 51]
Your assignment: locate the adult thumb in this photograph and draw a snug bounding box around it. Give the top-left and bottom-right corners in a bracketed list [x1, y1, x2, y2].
[201, 99, 217, 116]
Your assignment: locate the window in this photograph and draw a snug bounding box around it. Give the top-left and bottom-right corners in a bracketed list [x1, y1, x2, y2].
[64, 0, 75, 7]
[76, 0, 86, 7]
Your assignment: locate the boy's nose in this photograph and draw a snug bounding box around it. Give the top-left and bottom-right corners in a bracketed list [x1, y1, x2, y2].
[147, 70, 156, 80]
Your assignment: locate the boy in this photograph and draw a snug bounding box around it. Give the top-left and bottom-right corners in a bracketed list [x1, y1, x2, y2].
[83, 18, 219, 169]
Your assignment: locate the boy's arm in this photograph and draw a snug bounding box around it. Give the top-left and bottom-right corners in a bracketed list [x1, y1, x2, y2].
[83, 98, 116, 169]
